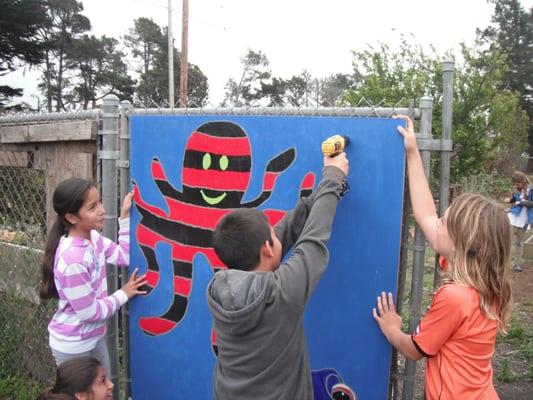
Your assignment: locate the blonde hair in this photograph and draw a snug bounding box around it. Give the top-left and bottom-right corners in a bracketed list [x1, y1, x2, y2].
[443, 193, 512, 332]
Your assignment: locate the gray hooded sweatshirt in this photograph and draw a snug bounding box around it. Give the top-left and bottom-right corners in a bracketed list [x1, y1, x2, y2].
[207, 166, 345, 400]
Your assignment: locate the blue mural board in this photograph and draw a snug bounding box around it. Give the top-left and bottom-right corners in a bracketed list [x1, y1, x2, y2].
[129, 115, 405, 399]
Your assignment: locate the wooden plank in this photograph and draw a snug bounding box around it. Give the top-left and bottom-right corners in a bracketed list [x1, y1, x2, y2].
[0, 120, 97, 143]
[0, 151, 28, 167]
[45, 145, 94, 232]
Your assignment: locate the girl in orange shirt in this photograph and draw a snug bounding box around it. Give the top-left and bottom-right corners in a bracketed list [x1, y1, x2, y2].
[373, 115, 512, 400]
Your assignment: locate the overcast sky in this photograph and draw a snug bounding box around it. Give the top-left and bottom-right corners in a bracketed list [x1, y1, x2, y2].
[3, 0, 533, 107]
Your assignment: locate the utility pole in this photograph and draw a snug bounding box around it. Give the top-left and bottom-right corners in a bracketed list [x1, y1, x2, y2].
[179, 0, 189, 108]
[168, 0, 174, 108]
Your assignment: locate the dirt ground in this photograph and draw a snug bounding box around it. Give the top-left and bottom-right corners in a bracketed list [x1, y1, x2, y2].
[493, 263, 533, 399]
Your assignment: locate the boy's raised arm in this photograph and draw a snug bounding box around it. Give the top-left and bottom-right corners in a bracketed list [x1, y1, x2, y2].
[276, 154, 348, 310]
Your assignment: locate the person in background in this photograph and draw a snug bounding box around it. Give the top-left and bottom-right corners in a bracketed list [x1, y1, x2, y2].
[508, 171, 533, 272]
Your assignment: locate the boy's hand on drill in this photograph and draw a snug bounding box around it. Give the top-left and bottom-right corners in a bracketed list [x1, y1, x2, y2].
[324, 152, 349, 176]
[393, 115, 417, 154]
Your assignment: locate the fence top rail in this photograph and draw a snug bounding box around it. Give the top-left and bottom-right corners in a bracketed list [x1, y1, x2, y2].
[129, 106, 421, 119]
[0, 109, 101, 125]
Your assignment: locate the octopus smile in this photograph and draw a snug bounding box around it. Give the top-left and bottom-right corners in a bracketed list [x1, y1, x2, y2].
[200, 190, 227, 205]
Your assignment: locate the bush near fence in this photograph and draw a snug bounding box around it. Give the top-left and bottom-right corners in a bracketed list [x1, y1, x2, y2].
[0, 243, 56, 386]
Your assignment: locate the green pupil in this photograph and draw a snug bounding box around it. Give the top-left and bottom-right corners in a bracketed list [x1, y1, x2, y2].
[219, 155, 229, 170]
[202, 153, 211, 169]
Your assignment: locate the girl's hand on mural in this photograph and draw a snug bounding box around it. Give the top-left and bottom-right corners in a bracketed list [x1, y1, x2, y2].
[122, 268, 148, 299]
[372, 292, 402, 340]
[393, 115, 417, 155]
[324, 152, 349, 176]
[120, 190, 134, 219]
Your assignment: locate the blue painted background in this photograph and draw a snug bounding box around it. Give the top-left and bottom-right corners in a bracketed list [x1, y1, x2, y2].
[129, 115, 405, 399]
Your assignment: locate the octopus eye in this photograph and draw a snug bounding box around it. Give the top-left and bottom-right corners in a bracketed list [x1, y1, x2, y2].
[202, 153, 212, 170]
[219, 155, 229, 171]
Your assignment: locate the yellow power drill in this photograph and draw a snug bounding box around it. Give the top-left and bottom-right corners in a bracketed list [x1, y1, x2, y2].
[321, 134, 350, 157]
[321, 134, 350, 196]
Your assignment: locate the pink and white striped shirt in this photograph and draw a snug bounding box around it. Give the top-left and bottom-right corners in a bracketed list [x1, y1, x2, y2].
[48, 218, 130, 354]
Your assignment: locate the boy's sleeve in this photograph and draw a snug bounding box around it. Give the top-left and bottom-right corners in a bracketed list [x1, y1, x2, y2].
[274, 195, 314, 260]
[411, 285, 468, 357]
[274, 166, 345, 311]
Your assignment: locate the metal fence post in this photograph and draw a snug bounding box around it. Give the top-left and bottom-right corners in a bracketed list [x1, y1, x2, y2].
[433, 60, 454, 289]
[391, 100, 416, 400]
[119, 100, 132, 398]
[100, 94, 120, 399]
[402, 96, 433, 400]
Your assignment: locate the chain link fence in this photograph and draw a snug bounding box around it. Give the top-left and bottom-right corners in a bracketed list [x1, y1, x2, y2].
[0, 92, 450, 400]
[0, 152, 47, 248]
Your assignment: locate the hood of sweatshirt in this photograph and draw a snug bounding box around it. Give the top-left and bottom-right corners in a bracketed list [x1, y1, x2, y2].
[207, 269, 274, 335]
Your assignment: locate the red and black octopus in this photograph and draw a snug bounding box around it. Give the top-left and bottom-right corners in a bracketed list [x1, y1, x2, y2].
[133, 121, 315, 348]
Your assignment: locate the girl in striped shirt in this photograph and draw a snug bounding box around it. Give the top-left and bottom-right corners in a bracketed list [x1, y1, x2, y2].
[40, 178, 147, 374]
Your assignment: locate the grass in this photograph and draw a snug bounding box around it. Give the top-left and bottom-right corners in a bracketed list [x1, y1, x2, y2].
[494, 300, 533, 388]
[0, 376, 41, 400]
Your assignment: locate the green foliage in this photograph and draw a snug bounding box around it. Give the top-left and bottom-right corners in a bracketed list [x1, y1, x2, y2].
[344, 37, 529, 182]
[0, 0, 48, 108]
[0, 376, 41, 400]
[125, 20, 208, 107]
[223, 50, 357, 107]
[0, 292, 56, 383]
[459, 171, 510, 199]
[37, 0, 91, 111]
[345, 38, 442, 106]
[68, 34, 136, 109]
[222, 49, 272, 106]
[480, 0, 533, 162]
[497, 358, 516, 383]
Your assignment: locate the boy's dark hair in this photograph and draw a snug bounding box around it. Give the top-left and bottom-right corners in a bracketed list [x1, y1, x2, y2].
[213, 208, 273, 271]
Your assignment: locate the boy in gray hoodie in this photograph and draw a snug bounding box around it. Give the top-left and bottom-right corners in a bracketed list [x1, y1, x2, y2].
[207, 153, 349, 400]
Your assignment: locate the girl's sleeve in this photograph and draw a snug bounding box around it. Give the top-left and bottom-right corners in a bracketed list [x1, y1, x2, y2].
[411, 285, 468, 357]
[58, 262, 128, 323]
[101, 217, 130, 267]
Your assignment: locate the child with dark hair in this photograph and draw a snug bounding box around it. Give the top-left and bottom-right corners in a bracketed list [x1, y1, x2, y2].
[207, 153, 349, 400]
[39, 178, 146, 374]
[508, 171, 533, 272]
[36, 356, 113, 400]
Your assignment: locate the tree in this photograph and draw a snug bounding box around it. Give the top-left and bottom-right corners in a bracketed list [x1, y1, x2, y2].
[221, 49, 271, 106]
[344, 38, 528, 181]
[318, 73, 359, 106]
[37, 0, 91, 111]
[128, 25, 208, 107]
[68, 35, 135, 109]
[0, 0, 47, 108]
[123, 17, 164, 77]
[284, 71, 314, 107]
[479, 0, 533, 167]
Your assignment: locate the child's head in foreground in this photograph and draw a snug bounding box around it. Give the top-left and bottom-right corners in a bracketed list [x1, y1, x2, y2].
[213, 208, 281, 272]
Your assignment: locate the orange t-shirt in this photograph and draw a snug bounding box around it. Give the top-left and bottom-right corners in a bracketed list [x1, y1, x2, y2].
[411, 284, 499, 400]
